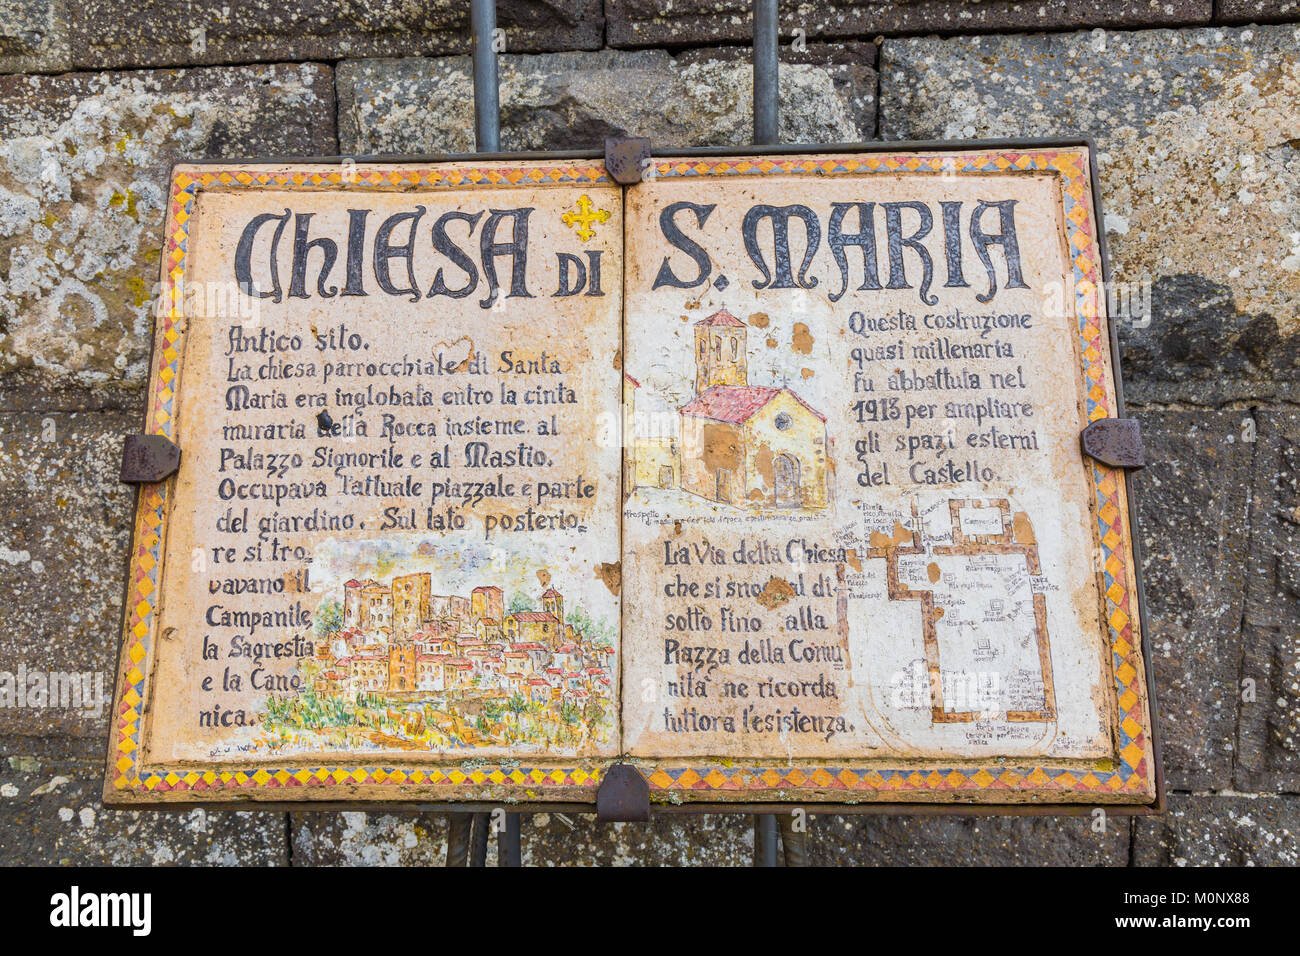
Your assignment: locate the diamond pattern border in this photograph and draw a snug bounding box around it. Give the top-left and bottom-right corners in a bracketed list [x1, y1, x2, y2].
[642, 150, 1153, 798]
[111, 153, 1152, 802]
[112, 163, 613, 798]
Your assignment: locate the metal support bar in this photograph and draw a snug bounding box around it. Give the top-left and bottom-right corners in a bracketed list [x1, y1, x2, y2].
[778, 813, 807, 867]
[753, 814, 779, 866]
[752, 0, 779, 145]
[471, 0, 500, 152]
[470, 811, 491, 866]
[497, 813, 522, 866]
[445, 812, 473, 866]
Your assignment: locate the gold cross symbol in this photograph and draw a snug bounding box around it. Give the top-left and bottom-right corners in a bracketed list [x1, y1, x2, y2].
[561, 193, 610, 243]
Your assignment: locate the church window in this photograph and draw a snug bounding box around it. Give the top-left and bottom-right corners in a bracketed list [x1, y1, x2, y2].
[775, 412, 792, 431]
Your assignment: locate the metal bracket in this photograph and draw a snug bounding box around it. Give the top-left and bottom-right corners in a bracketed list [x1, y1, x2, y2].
[120, 434, 182, 484]
[1080, 418, 1145, 470]
[604, 137, 651, 185]
[596, 763, 651, 822]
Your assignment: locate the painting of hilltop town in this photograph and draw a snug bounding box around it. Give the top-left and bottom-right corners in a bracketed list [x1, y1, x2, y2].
[256, 570, 615, 755]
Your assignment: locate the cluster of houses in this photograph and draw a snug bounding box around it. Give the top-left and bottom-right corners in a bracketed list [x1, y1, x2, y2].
[312, 575, 613, 707]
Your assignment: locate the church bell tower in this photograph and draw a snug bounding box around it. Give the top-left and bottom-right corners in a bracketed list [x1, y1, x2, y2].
[693, 308, 748, 393]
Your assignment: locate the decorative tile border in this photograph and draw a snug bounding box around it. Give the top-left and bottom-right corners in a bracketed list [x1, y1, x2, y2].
[638, 150, 1153, 800]
[109, 152, 1154, 804]
[111, 163, 615, 800]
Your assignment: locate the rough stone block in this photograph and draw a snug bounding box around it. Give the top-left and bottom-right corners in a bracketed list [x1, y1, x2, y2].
[1133, 792, 1298, 865]
[809, 811, 1131, 865]
[606, 0, 1210, 49]
[337, 47, 874, 156]
[1130, 410, 1254, 791]
[879, 25, 1300, 406]
[0, 0, 69, 73]
[1236, 409, 1300, 792]
[0, 753, 287, 864]
[290, 811, 452, 866]
[1219, 0, 1300, 22]
[0, 64, 336, 402]
[522, 811, 752, 865]
[59, 0, 601, 71]
[0, 408, 139, 742]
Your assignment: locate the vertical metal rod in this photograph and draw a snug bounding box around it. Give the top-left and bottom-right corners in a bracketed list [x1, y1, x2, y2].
[445, 812, 473, 866]
[471, 0, 501, 152]
[470, 812, 491, 866]
[753, 814, 780, 866]
[752, 0, 779, 145]
[497, 813, 523, 866]
[778, 813, 807, 867]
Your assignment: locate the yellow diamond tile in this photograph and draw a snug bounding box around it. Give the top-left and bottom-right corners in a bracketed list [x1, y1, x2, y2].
[1120, 741, 1144, 769]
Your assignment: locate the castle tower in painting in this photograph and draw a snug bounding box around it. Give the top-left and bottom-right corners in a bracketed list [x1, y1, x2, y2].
[542, 587, 563, 623]
[694, 308, 748, 393]
[391, 572, 431, 640]
[471, 585, 504, 623]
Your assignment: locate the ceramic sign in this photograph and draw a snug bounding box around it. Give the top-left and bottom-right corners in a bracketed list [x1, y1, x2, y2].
[106, 148, 1158, 808]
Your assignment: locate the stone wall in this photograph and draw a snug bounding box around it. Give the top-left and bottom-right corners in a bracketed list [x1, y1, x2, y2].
[1, 1, 1296, 865]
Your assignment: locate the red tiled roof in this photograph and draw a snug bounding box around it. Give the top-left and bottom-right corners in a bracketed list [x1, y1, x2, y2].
[696, 307, 744, 328]
[542, 587, 561, 598]
[680, 385, 826, 424]
[511, 611, 558, 623]
[624, 372, 640, 388]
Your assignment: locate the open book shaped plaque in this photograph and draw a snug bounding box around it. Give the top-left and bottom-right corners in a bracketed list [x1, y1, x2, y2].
[105, 144, 1161, 811]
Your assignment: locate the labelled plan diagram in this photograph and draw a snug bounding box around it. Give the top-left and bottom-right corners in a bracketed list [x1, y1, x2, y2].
[862, 497, 1057, 726]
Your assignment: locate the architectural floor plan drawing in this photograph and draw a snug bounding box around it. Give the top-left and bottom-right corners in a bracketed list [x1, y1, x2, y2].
[863, 497, 1057, 726]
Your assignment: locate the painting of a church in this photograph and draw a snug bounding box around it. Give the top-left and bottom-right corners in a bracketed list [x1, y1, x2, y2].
[676, 308, 829, 510]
